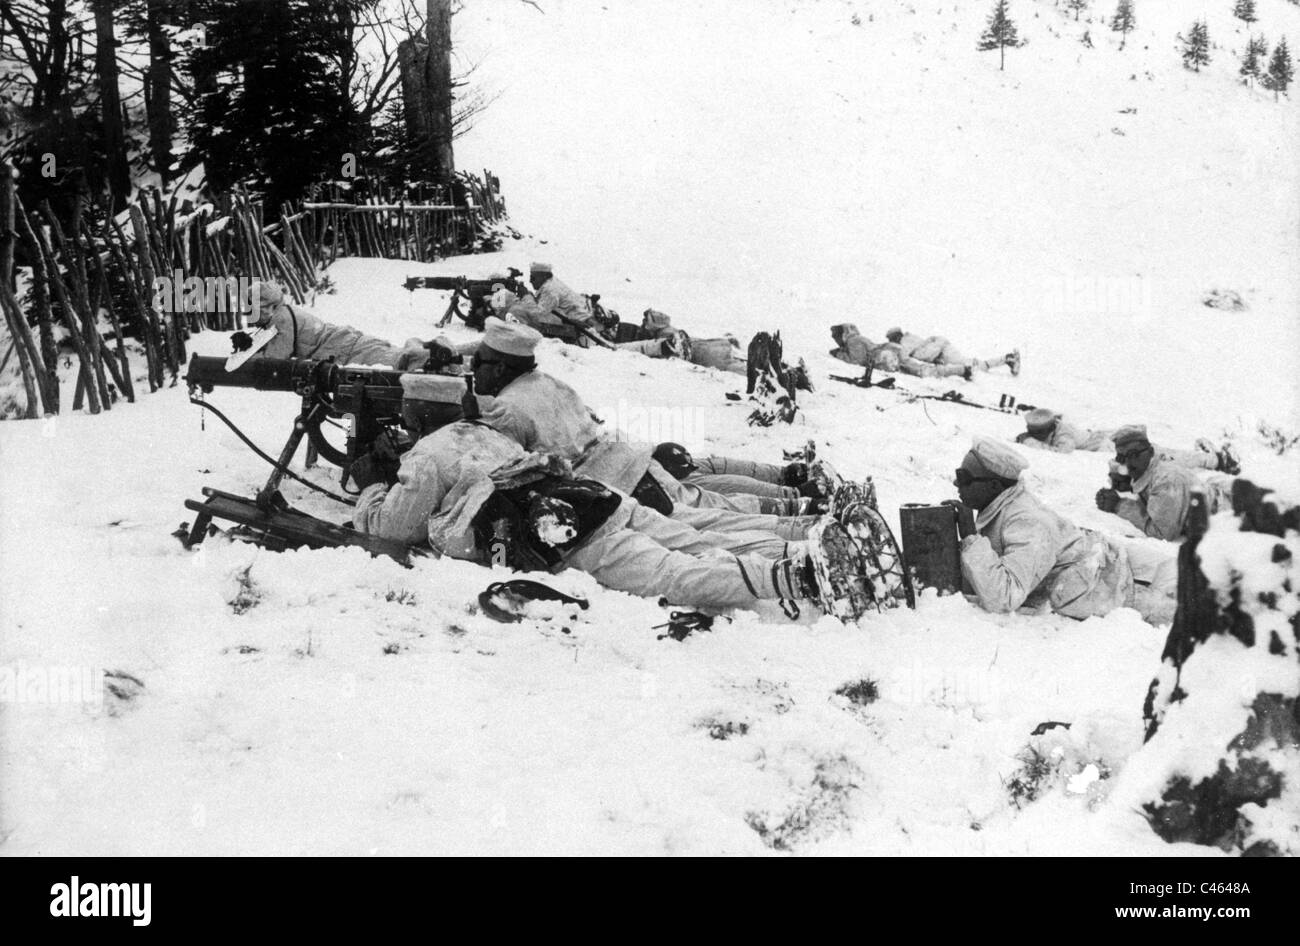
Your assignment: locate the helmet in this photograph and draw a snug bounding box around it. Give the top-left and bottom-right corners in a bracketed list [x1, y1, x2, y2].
[651, 442, 697, 480]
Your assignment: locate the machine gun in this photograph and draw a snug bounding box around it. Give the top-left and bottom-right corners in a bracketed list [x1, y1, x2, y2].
[403, 267, 525, 329]
[179, 354, 464, 564]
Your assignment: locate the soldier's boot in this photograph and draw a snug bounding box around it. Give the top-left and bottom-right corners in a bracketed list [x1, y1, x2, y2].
[1196, 437, 1240, 475]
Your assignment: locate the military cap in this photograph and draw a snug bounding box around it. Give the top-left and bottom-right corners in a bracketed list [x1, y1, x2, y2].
[483, 317, 542, 359]
[1024, 408, 1061, 433]
[1111, 425, 1151, 449]
[964, 435, 1028, 481]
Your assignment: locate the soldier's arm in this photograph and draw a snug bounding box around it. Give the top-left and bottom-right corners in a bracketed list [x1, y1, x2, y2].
[960, 518, 1055, 613]
[352, 457, 446, 545]
[1051, 430, 1078, 453]
[1141, 479, 1190, 541]
[472, 396, 538, 450]
[1114, 497, 1148, 531]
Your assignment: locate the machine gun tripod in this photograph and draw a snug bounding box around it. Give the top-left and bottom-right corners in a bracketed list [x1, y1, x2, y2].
[178, 354, 437, 564]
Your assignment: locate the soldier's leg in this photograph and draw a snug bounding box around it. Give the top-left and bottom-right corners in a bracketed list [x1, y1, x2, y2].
[686, 472, 794, 500]
[671, 503, 818, 540]
[694, 456, 788, 484]
[616, 338, 668, 358]
[901, 358, 966, 379]
[650, 462, 764, 513]
[935, 339, 970, 364]
[909, 338, 945, 363]
[563, 528, 802, 610]
[1123, 540, 1178, 596]
[623, 501, 790, 559]
[1155, 445, 1218, 471]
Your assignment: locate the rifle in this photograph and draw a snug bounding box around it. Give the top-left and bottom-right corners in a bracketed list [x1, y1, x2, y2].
[546, 305, 616, 349]
[830, 364, 1034, 415]
[179, 354, 460, 563]
[403, 267, 525, 329]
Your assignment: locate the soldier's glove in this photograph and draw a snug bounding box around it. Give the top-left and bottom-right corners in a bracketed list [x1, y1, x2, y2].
[1095, 488, 1121, 513]
[350, 448, 400, 491]
[1108, 472, 1133, 493]
[941, 499, 978, 538]
[782, 461, 809, 487]
[371, 430, 400, 463]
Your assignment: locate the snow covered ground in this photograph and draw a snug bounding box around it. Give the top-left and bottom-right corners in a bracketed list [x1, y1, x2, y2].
[2, 0, 1298, 855]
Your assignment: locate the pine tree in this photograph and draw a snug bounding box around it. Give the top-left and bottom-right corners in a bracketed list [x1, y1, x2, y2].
[1233, 0, 1258, 25]
[1181, 20, 1211, 72]
[187, 0, 360, 212]
[1067, 0, 1089, 21]
[1111, 0, 1136, 51]
[1264, 37, 1295, 100]
[978, 0, 1022, 71]
[1240, 35, 1267, 84]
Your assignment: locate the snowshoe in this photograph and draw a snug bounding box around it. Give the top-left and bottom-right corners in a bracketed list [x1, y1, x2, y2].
[836, 499, 916, 611]
[829, 478, 878, 516]
[805, 520, 873, 622]
[477, 580, 589, 624]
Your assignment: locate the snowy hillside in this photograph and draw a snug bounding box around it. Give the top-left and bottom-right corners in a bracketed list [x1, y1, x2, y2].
[1, 0, 1298, 856]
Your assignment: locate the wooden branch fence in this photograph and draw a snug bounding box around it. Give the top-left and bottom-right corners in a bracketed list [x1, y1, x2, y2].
[0, 168, 506, 419]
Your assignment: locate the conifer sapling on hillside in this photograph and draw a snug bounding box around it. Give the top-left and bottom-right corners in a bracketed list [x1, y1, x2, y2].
[1233, 0, 1258, 26]
[1241, 35, 1267, 84]
[1181, 20, 1212, 72]
[1264, 37, 1295, 100]
[978, 0, 1023, 71]
[1111, 0, 1136, 51]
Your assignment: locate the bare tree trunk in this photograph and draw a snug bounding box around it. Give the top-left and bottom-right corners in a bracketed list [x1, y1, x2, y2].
[0, 161, 50, 416]
[14, 197, 61, 413]
[93, 0, 131, 211]
[398, 37, 433, 179]
[146, 0, 175, 184]
[426, 0, 455, 189]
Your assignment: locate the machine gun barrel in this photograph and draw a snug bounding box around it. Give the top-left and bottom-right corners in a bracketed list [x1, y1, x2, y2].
[184, 353, 407, 398]
[185, 354, 316, 394]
